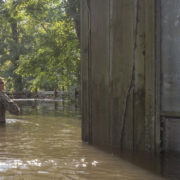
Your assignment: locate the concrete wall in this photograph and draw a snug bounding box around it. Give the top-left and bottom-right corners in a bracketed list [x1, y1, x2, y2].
[161, 0, 180, 152]
[81, 0, 159, 152]
[161, 0, 180, 112]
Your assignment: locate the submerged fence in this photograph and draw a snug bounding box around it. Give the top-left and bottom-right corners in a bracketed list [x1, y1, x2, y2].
[6, 90, 79, 100]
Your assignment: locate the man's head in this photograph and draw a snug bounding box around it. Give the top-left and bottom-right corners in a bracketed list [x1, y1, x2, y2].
[0, 78, 4, 91]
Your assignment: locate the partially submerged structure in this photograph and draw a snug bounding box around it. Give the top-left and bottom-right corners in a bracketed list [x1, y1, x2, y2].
[81, 0, 180, 153]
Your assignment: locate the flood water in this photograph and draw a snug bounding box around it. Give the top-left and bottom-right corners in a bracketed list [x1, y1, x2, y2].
[0, 100, 171, 179]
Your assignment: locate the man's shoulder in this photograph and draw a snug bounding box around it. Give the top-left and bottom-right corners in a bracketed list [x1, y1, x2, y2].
[0, 91, 8, 99]
[0, 91, 5, 96]
[0, 91, 13, 104]
[0, 91, 5, 102]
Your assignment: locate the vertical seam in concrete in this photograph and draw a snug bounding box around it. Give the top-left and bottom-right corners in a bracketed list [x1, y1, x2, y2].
[87, 0, 92, 143]
[155, 0, 161, 153]
[132, 0, 136, 151]
[109, 0, 113, 147]
[120, 0, 139, 151]
[109, 0, 113, 82]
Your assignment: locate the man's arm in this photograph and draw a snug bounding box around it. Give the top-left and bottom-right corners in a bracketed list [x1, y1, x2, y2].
[1, 92, 20, 115]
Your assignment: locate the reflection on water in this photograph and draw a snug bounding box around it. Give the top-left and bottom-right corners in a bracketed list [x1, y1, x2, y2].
[161, 152, 180, 179]
[0, 100, 167, 179]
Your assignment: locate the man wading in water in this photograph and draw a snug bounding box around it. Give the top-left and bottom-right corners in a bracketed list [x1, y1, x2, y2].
[0, 78, 20, 124]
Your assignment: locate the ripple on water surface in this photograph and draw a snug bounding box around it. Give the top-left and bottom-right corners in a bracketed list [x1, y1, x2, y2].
[0, 104, 166, 179]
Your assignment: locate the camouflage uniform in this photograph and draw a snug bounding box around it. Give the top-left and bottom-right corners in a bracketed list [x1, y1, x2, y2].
[0, 91, 20, 123]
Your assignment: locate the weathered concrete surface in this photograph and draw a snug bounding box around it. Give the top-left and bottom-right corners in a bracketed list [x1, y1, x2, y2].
[160, 0, 180, 152]
[161, 0, 180, 112]
[81, 0, 158, 152]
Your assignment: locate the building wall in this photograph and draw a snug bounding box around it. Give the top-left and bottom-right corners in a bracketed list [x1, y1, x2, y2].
[81, 0, 159, 152]
[161, 0, 180, 113]
[160, 0, 180, 152]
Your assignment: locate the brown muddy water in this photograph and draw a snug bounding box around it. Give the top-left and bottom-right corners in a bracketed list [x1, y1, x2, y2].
[0, 100, 177, 179]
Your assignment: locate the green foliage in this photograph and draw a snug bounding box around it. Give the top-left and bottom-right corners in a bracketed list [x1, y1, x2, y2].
[62, 0, 80, 40]
[0, 0, 80, 92]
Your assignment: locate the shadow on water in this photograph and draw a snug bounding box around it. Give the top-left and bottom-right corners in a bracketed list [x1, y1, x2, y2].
[88, 142, 180, 180]
[0, 98, 179, 179]
[160, 152, 180, 179]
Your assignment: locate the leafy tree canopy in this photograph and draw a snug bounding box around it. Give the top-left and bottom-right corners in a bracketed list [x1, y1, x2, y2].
[0, 0, 80, 92]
